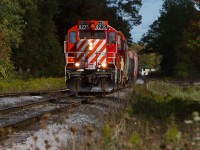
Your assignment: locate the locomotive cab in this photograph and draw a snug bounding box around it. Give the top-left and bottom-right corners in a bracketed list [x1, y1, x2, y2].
[64, 20, 136, 93]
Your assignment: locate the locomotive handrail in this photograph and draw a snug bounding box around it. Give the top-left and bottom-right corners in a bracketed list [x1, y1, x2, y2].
[64, 41, 67, 53]
[107, 52, 117, 65]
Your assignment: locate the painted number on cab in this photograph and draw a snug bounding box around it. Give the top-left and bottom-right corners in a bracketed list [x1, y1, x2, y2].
[79, 25, 89, 30]
[96, 24, 107, 30]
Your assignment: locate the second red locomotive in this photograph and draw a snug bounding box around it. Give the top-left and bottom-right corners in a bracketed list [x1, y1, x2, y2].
[64, 20, 137, 92]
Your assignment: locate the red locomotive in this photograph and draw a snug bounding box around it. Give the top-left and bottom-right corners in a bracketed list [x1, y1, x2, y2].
[64, 20, 138, 92]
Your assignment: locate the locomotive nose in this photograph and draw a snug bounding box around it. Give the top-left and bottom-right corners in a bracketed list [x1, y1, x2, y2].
[76, 39, 107, 70]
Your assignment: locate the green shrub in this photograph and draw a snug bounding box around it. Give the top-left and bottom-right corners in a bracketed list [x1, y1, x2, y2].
[165, 127, 181, 142]
[173, 62, 190, 78]
[129, 132, 142, 148]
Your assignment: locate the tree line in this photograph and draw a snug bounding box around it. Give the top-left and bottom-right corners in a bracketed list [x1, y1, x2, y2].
[0, 0, 141, 78]
[2, 0, 198, 79]
[141, 0, 200, 79]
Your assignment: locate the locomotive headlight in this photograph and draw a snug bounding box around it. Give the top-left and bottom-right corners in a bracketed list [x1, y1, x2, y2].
[89, 42, 93, 46]
[101, 63, 107, 68]
[89, 46, 93, 50]
[89, 42, 93, 50]
[75, 62, 80, 67]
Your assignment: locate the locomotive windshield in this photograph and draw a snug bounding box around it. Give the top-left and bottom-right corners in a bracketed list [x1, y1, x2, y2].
[79, 31, 106, 39]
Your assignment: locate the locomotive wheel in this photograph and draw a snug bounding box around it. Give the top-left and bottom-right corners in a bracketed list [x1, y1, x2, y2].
[98, 78, 115, 92]
[100, 78, 107, 91]
[75, 78, 81, 92]
[66, 78, 81, 92]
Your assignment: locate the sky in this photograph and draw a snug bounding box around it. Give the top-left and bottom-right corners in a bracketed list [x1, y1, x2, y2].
[132, 0, 164, 42]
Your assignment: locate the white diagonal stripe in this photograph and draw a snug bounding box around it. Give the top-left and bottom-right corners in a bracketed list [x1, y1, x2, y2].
[76, 39, 92, 58]
[88, 40, 106, 63]
[97, 49, 106, 63]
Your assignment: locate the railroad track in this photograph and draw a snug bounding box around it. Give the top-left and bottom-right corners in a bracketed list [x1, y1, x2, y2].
[0, 89, 69, 98]
[168, 81, 200, 86]
[0, 92, 91, 140]
[146, 78, 200, 86]
[0, 95, 72, 114]
[0, 86, 128, 140]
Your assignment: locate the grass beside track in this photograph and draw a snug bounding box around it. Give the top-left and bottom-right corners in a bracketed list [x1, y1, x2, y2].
[1, 79, 200, 149]
[146, 80, 200, 101]
[0, 77, 65, 93]
[131, 81, 200, 121]
[95, 80, 200, 149]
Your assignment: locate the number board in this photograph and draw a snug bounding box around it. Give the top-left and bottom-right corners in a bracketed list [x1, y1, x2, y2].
[78, 21, 108, 30]
[78, 24, 89, 30]
[96, 21, 107, 30]
[95, 24, 107, 30]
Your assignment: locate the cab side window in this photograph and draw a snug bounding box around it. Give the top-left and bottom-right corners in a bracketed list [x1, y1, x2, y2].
[109, 32, 116, 44]
[70, 31, 76, 44]
[117, 35, 121, 50]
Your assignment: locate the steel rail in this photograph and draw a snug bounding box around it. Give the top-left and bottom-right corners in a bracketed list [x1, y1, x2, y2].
[0, 97, 88, 140]
[0, 87, 127, 140]
[0, 89, 69, 98]
[167, 81, 200, 86]
[0, 94, 72, 114]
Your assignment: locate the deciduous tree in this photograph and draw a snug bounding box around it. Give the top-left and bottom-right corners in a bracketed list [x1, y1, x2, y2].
[0, 0, 24, 78]
[55, 0, 142, 45]
[13, 0, 63, 77]
[141, 0, 197, 77]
